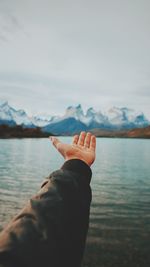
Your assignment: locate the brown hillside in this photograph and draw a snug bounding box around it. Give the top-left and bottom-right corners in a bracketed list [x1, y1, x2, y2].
[127, 126, 150, 138]
[91, 126, 150, 139]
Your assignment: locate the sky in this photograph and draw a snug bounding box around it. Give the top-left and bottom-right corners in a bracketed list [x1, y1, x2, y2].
[0, 0, 150, 118]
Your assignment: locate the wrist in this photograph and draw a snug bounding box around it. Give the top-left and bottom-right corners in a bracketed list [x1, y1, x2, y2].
[65, 156, 91, 166]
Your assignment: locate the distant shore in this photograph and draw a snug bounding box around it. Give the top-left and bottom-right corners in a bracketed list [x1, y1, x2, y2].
[0, 125, 52, 138]
[0, 124, 150, 139]
[91, 126, 150, 139]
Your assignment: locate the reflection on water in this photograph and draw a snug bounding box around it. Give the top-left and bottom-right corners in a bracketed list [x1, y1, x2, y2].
[0, 138, 150, 267]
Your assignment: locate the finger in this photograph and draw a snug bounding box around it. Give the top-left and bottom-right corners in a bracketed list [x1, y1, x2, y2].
[49, 136, 61, 150]
[78, 131, 86, 146]
[72, 134, 79, 145]
[90, 135, 96, 151]
[84, 132, 92, 148]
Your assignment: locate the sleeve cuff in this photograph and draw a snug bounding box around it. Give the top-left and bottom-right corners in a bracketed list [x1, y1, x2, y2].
[61, 159, 92, 184]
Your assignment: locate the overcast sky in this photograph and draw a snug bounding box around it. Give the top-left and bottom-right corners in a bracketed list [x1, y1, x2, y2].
[0, 0, 150, 118]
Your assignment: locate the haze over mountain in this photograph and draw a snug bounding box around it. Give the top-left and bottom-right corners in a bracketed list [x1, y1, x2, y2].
[0, 101, 149, 135]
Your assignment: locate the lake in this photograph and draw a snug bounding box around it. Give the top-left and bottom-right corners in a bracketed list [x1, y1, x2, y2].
[0, 138, 150, 267]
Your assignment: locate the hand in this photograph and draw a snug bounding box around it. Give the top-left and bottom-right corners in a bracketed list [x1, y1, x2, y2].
[49, 132, 96, 166]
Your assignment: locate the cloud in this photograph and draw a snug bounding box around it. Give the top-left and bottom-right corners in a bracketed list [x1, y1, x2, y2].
[0, 3, 28, 43]
[0, 33, 8, 43]
[135, 86, 150, 97]
[0, 0, 150, 118]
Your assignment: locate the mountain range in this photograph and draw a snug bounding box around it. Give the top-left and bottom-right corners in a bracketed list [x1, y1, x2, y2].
[0, 100, 149, 135]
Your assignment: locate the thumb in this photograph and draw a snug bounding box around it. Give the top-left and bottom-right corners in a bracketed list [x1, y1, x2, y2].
[49, 136, 67, 158]
[49, 136, 61, 150]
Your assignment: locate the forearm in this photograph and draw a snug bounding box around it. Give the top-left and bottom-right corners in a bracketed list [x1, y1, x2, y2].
[0, 159, 92, 267]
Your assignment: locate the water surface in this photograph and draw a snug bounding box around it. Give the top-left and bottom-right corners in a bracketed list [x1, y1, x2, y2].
[0, 138, 150, 267]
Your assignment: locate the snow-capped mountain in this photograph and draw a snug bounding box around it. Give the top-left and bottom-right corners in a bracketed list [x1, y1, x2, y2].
[31, 114, 59, 127]
[43, 105, 150, 134]
[106, 107, 149, 128]
[0, 101, 33, 127]
[0, 101, 149, 134]
[62, 105, 109, 127]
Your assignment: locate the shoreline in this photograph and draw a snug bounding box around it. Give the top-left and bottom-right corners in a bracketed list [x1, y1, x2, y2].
[0, 136, 150, 140]
[0, 124, 150, 139]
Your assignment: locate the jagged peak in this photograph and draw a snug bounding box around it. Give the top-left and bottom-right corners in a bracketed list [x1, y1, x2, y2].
[17, 109, 26, 116]
[87, 107, 95, 112]
[65, 104, 84, 117]
[66, 104, 83, 109]
[76, 104, 82, 109]
[0, 100, 8, 108]
[86, 107, 96, 117]
[66, 105, 73, 110]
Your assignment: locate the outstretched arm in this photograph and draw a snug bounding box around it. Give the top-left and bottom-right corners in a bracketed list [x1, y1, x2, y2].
[0, 132, 96, 267]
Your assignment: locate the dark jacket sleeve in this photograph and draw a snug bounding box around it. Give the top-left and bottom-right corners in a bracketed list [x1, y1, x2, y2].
[0, 159, 92, 267]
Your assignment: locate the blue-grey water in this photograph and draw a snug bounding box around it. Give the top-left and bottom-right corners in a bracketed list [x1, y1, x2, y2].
[0, 138, 150, 267]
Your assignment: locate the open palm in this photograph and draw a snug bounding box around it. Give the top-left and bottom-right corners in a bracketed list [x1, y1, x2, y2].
[50, 132, 96, 166]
